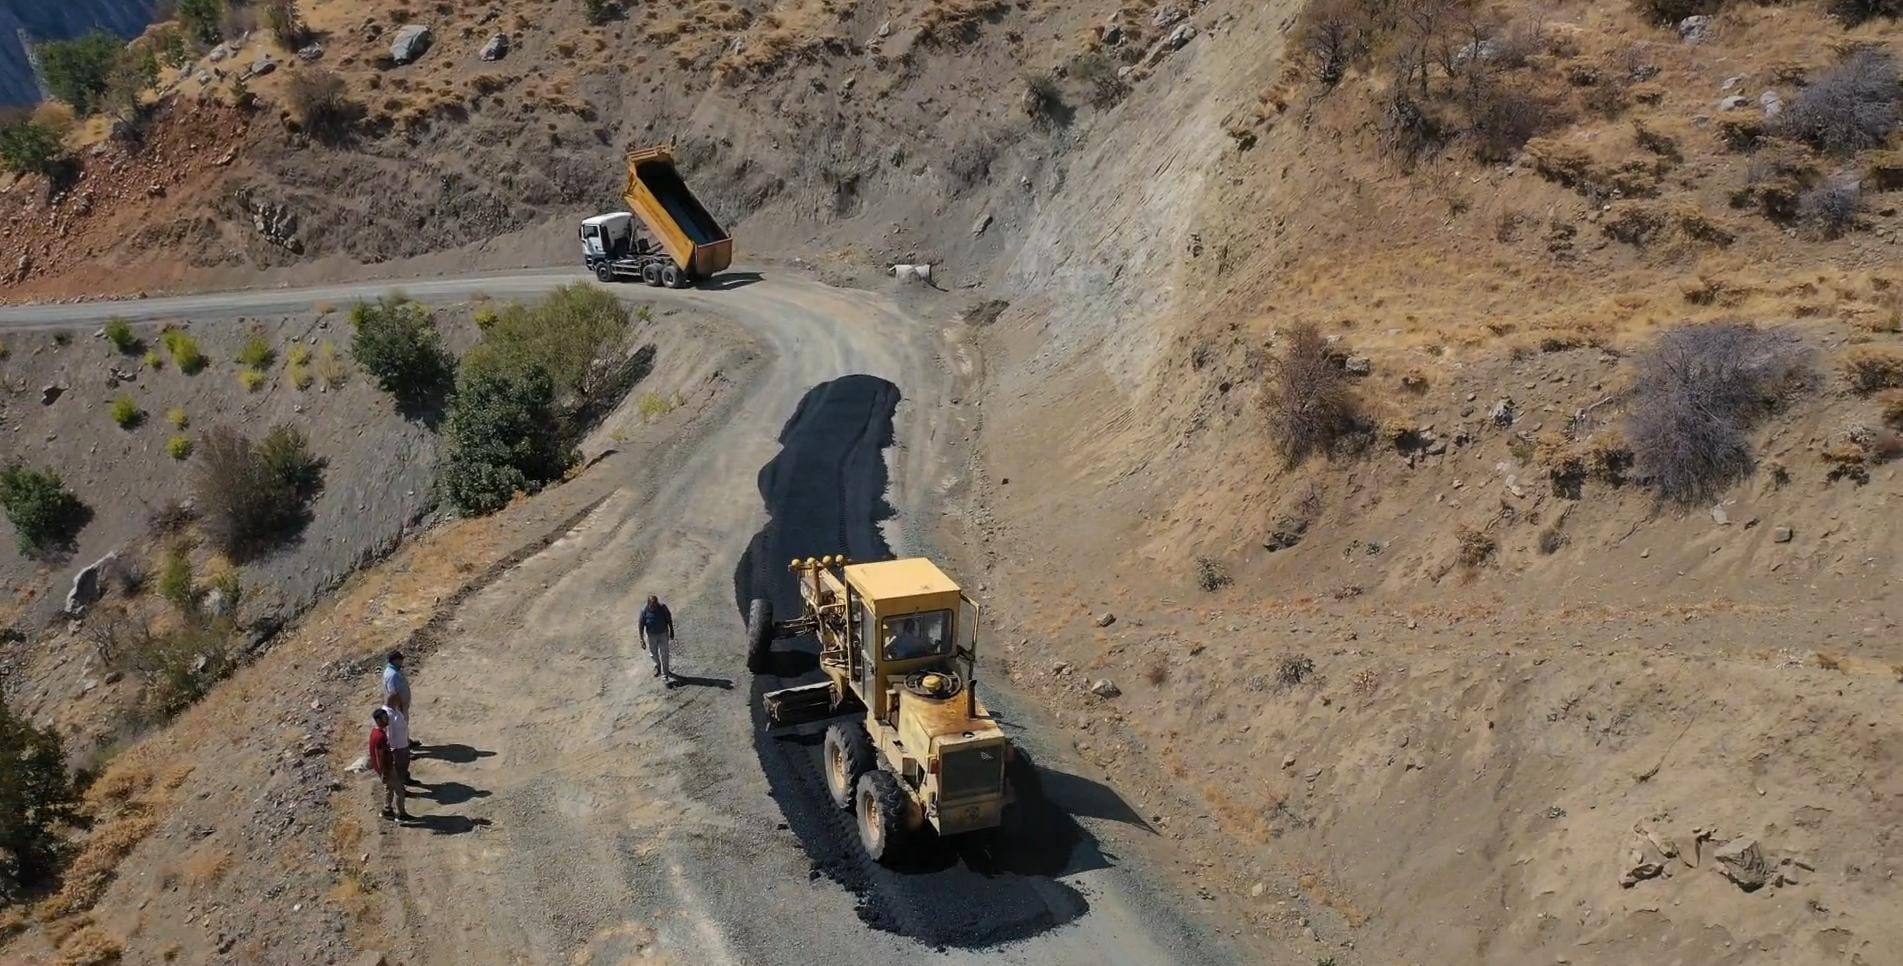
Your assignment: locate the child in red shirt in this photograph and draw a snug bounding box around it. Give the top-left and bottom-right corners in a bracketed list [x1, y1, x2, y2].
[369, 707, 410, 821]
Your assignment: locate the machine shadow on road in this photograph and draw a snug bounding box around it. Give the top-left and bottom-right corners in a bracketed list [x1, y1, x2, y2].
[666, 674, 735, 690]
[731, 376, 1096, 948]
[695, 271, 764, 292]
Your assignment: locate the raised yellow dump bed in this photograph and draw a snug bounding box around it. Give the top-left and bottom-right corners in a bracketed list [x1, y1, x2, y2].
[622, 145, 733, 278]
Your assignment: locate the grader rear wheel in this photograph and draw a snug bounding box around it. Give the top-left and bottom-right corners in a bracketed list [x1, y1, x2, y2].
[855, 769, 907, 864]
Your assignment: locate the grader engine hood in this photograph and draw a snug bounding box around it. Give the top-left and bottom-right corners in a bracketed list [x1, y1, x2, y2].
[896, 684, 1008, 806]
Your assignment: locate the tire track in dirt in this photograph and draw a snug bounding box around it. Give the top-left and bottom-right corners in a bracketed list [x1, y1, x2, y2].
[732, 374, 1092, 949]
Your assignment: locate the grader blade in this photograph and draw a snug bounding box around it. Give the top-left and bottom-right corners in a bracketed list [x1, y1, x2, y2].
[763, 682, 840, 731]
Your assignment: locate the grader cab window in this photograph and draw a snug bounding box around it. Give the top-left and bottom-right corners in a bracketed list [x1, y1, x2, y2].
[881, 611, 951, 660]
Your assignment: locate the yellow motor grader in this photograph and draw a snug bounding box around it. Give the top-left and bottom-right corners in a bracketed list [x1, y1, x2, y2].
[748, 555, 1013, 862]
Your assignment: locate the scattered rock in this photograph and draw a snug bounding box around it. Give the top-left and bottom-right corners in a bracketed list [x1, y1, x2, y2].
[64, 552, 118, 616]
[1621, 849, 1665, 887]
[1759, 89, 1783, 118]
[203, 587, 234, 618]
[1088, 679, 1122, 698]
[1249, 881, 1266, 898]
[1713, 837, 1770, 891]
[247, 55, 277, 77]
[1282, 753, 1296, 769]
[1773, 526, 1793, 543]
[41, 384, 64, 405]
[391, 24, 434, 65]
[971, 212, 992, 237]
[1721, 75, 1743, 91]
[104, 670, 123, 684]
[1151, 5, 1186, 28]
[6, 251, 31, 284]
[1101, 22, 1122, 45]
[1719, 95, 1749, 111]
[208, 43, 230, 63]
[1678, 15, 1713, 44]
[877, 20, 892, 37]
[1490, 397, 1515, 427]
[479, 33, 509, 61]
[1710, 504, 1729, 526]
[1167, 22, 1197, 49]
[1096, 612, 1117, 627]
[296, 42, 325, 62]
[891, 263, 933, 284]
[1344, 355, 1373, 376]
[1050, 661, 1073, 676]
[1504, 475, 1526, 498]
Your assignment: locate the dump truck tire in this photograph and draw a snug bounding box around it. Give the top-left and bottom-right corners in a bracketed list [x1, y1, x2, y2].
[662, 264, 683, 289]
[595, 262, 616, 283]
[643, 263, 663, 286]
[823, 721, 873, 810]
[745, 598, 773, 673]
[855, 769, 906, 864]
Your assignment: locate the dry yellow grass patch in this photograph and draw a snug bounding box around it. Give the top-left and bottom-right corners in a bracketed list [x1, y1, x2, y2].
[51, 925, 123, 966]
[1297, 870, 1370, 929]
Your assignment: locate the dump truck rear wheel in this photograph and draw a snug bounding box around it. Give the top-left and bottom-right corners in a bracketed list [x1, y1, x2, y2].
[642, 263, 663, 286]
[595, 262, 616, 283]
[855, 769, 906, 863]
[745, 598, 773, 674]
[661, 264, 683, 288]
[823, 721, 873, 810]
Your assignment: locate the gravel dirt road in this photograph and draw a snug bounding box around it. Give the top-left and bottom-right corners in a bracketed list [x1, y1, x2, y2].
[0, 272, 1245, 964]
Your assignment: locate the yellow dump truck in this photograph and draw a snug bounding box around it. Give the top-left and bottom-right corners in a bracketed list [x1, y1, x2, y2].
[580, 146, 733, 288]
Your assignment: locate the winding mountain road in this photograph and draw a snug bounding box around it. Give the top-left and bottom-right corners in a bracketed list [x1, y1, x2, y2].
[0, 271, 1241, 964]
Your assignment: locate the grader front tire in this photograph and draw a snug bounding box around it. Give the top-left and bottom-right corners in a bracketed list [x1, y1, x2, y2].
[823, 721, 873, 810]
[855, 769, 907, 864]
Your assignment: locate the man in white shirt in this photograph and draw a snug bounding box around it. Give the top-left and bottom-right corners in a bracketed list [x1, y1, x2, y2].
[383, 651, 418, 748]
[380, 702, 414, 786]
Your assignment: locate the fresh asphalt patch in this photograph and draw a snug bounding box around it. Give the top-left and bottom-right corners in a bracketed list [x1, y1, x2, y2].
[733, 375, 1097, 948]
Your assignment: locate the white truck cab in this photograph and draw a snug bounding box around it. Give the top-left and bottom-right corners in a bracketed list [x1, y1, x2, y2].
[580, 212, 635, 265]
[580, 211, 684, 285]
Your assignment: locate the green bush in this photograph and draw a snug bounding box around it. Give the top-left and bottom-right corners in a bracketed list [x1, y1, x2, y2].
[157, 545, 195, 609]
[349, 297, 453, 412]
[0, 121, 64, 176]
[104, 317, 138, 353]
[165, 406, 189, 429]
[441, 365, 576, 515]
[237, 368, 265, 393]
[194, 425, 327, 559]
[166, 435, 195, 461]
[143, 349, 163, 369]
[110, 396, 142, 429]
[107, 614, 236, 720]
[36, 32, 121, 115]
[0, 692, 78, 903]
[162, 330, 207, 374]
[462, 284, 630, 403]
[237, 335, 275, 369]
[0, 464, 90, 557]
[583, 0, 619, 25]
[177, 0, 224, 44]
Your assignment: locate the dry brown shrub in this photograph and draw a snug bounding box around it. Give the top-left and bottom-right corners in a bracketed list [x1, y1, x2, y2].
[1839, 346, 1903, 393]
[1455, 526, 1496, 568]
[916, 0, 1008, 45]
[52, 926, 122, 966]
[1814, 651, 1844, 671]
[1876, 389, 1903, 427]
[1264, 323, 1361, 463]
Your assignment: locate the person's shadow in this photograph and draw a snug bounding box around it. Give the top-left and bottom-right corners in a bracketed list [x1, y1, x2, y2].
[411, 743, 495, 764]
[406, 814, 492, 836]
[667, 674, 734, 690]
[420, 781, 492, 807]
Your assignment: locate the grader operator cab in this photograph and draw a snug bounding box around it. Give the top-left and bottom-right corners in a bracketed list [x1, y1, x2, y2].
[748, 556, 1013, 863]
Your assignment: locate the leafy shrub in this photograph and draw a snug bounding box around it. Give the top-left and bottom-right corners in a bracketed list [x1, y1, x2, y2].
[636, 391, 674, 419]
[285, 68, 354, 139]
[1798, 177, 1862, 237]
[1069, 51, 1125, 107]
[1462, 78, 1560, 163]
[1839, 346, 1903, 392]
[156, 545, 194, 609]
[1023, 72, 1067, 125]
[314, 341, 348, 387]
[177, 0, 223, 43]
[237, 368, 265, 393]
[0, 120, 64, 176]
[152, 25, 193, 69]
[1769, 50, 1899, 156]
[162, 330, 207, 374]
[1625, 323, 1806, 502]
[287, 364, 313, 390]
[35, 32, 121, 115]
[0, 692, 78, 903]
[194, 425, 326, 559]
[462, 284, 630, 404]
[263, 0, 311, 48]
[0, 464, 90, 557]
[441, 365, 576, 515]
[143, 349, 162, 369]
[104, 317, 138, 353]
[1278, 654, 1316, 687]
[287, 344, 311, 367]
[102, 41, 158, 120]
[110, 397, 142, 429]
[583, 0, 620, 25]
[1265, 322, 1361, 463]
[1631, 0, 1720, 23]
[108, 614, 236, 720]
[1831, 0, 1903, 26]
[350, 298, 453, 414]
[1194, 556, 1232, 592]
[237, 335, 275, 369]
[165, 407, 189, 429]
[166, 435, 194, 461]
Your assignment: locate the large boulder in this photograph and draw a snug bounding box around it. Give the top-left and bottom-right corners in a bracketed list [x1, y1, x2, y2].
[391, 24, 434, 65]
[64, 552, 119, 616]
